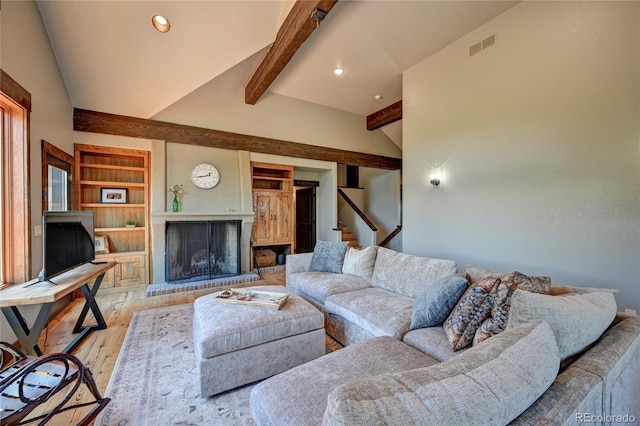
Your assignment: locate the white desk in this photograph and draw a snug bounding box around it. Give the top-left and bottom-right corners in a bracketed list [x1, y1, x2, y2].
[0, 261, 115, 356]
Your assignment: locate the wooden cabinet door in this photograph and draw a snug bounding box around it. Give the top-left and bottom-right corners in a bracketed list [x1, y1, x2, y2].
[252, 191, 273, 245]
[272, 192, 293, 243]
[116, 255, 147, 286]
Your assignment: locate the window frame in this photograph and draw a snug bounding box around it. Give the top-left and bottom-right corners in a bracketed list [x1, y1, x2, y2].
[1, 69, 31, 287]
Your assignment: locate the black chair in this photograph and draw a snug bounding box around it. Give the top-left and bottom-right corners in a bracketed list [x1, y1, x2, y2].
[0, 341, 110, 425]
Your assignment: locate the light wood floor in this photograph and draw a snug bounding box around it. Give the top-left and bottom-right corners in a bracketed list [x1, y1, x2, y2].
[13, 271, 286, 425]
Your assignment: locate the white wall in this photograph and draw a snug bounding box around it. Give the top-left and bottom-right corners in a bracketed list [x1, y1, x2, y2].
[165, 143, 246, 212]
[152, 49, 402, 160]
[403, 1, 640, 312]
[1, 0, 74, 342]
[2, 0, 74, 277]
[336, 169, 402, 250]
[360, 167, 402, 252]
[338, 188, 375, 247]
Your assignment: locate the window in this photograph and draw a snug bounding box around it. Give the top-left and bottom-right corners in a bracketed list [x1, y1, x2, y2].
[1, 70, 31, 286]
[42, 140, 74, 212]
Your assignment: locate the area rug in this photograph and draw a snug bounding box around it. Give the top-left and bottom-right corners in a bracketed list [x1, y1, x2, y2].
[95, 303, 342, 426]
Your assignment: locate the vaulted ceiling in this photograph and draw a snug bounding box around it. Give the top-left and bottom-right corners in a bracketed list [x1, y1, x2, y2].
[37, 0, 517, 148]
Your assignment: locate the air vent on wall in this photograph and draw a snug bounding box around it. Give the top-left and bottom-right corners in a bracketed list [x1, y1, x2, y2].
[470, 34, 496, 56]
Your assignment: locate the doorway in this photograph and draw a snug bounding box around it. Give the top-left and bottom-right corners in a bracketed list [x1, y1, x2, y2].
[295, 185, 316, 253]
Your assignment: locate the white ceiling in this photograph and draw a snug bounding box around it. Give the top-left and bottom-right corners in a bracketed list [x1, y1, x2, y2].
[37, 0, 517, 145]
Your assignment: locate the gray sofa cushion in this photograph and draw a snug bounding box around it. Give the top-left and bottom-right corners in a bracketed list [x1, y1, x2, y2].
[403, 326, 469, 362]
[309, 241, 349, 273]
[508, 290, 617, 360]
[250, 336, 439, 426]
[371, 247, 457, 298]
[325, 288, 414, 340]
[323, 321, 560, 426]
[287, 271, 371, 304]
[512, 315, 640, 425]
[410, 275, 469, 330]
[510, 366, 604, 425]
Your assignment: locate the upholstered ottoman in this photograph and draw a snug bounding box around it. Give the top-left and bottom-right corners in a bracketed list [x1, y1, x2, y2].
[193, 285, 325, 397]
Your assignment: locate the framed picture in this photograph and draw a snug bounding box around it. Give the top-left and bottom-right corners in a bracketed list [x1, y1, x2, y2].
[95, 234, 110, 254]
[101, 188, 127, 204]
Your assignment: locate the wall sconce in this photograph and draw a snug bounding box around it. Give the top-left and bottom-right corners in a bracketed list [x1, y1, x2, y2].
[429, 174, 441, 187]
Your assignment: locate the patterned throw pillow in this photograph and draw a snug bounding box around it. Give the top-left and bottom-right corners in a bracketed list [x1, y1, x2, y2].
[465, 265, 504, 284]
[341, 246, 378, 281]
[308, 241, 349, 273]
[473, 271, 551, 345]
[443, 277, 500, 351]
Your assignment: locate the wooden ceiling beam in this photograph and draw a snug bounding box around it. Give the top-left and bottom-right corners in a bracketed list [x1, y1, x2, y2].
[245, 0, 338, 105]
[1, 69, 32, 112]
[73, 109, 401, 170]
[367, 100, 402, 131]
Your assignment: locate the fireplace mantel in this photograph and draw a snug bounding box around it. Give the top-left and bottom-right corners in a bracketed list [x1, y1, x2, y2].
[152, 211, 255, 222]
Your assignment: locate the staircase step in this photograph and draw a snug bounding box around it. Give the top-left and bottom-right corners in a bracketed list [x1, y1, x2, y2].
[339, 222, 360, 249]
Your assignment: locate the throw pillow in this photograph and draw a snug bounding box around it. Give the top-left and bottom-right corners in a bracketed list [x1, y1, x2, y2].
[510, 271, 552, 295]
[465, 265, 505, 284]
[410, 275, 469, 330]
[550, 285, 618, 295]
[443, 277, 500, 351]
[341, 246, 378, 281]
[308, 241, 349, 273]
[473, 280, 512, 345]
[507, 289, 617, 360]
[473, 271, 551, 345]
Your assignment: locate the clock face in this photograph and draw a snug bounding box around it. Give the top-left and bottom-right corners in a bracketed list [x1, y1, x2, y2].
[190, 163, 220, 189]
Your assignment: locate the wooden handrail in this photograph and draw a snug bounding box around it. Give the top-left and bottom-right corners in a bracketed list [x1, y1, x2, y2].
[337, 188, 377, 232]
[379, 225, 402, 248]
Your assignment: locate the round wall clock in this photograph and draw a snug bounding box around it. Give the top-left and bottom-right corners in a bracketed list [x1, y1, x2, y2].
[190, 163, 220, 189]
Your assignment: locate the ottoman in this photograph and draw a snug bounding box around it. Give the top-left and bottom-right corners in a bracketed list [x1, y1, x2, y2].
[193, 285, 325, 397]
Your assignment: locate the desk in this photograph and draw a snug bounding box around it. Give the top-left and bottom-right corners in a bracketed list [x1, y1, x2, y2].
[0, 261, 115, 356]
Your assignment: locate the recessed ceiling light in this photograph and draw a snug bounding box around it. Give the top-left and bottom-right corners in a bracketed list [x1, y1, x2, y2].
[333, 67, 344, 76]
[152, 14, 171, 33]
[374, 95, 383, 100]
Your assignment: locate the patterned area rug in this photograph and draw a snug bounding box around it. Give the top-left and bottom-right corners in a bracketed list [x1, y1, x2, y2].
[95, 303, 341, 426]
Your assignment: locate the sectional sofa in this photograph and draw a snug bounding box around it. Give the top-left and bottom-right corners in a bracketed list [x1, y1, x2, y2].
[250, 245, 640, 425]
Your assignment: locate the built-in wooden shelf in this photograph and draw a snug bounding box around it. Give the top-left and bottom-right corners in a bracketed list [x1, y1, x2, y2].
[75, 144, 150, 288]
[78, 180, 147, 188]
[95, 227, 145, 233]
[80, 203, 146, 209]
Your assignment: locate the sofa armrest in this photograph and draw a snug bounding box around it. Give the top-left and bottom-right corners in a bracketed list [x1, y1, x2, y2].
[286, 253, 314, 276]
[324, 321, 559, 426]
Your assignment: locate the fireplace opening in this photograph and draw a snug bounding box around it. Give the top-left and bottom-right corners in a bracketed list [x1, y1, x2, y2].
[166, 220, 241, 283]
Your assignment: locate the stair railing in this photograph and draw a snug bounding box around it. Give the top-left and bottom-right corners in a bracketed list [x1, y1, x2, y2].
[379, 225, 402, 248]
[337, 188, 377, 247]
